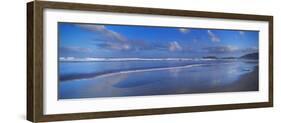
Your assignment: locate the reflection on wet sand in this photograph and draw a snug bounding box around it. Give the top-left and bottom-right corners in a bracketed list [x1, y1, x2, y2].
[59, 60, 258, 99]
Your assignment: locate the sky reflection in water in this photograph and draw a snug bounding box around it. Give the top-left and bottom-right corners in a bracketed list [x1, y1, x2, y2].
[59, 60, 258, 99]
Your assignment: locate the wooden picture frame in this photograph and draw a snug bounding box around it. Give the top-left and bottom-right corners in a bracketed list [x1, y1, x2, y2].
[27, 1, 273, 122]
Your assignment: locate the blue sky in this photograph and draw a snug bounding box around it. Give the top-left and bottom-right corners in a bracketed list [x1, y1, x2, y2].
[59, 22, 258, 58]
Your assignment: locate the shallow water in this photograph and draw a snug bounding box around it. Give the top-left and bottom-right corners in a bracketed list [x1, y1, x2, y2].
[58, 59, 258, 99]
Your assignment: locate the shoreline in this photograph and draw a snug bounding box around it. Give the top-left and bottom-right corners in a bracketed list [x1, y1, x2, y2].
[60, 63, 205, 82]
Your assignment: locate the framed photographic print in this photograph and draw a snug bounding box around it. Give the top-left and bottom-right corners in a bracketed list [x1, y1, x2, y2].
[27, 1, 273, 122]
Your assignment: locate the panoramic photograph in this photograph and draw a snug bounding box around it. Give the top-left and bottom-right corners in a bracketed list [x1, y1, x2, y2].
[58, 22, 259, 99]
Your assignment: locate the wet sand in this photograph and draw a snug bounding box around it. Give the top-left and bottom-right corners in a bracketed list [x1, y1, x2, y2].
[60, 63, 202, 82]
[210, 66, 259, 92]
[227, 66, 259, 91]
[59, 63, 259, 99]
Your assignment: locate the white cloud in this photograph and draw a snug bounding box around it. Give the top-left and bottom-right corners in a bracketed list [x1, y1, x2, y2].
[169, 41, 182, 51]
[207, 30, 220, 43]
[179, 28, 190, 34]
[203, 45, 239, 53]
[61, 46, 93, 53]
[241, 46, 258, 53]
[193, 39, 198, 43]
[76, 24, 132, 51]
[102, 42, 131, 50]
[239, 31, 245, 35]
[225, 45, 239, 51]
[76, 24, 127, 42]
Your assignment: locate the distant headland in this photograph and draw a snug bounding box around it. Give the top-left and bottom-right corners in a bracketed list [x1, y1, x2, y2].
[202, 52, 259, 60]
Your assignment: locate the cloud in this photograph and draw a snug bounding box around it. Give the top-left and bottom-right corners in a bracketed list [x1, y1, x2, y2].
[76, 24, 131, 51]
[76, 24, 193, 52]
[203, 45, 239, 53]
[96, 42, 131, 50]
[207, 30, 220, 43]
[169, 41, 182, 51]
[179, 28, 190, 34]
[76, 24, 180, 52]
[203, 45, 259, 55]
[241, 47, 258, 53]
[239, 31, 245, 35]
[59, 46, 93, 57]
[192, 38, 198, 43]
[77, 24, 127, 42]
[60, 46, 93, 53]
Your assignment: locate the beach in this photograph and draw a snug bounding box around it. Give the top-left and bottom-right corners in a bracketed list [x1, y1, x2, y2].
[59, 59, 259, 99]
